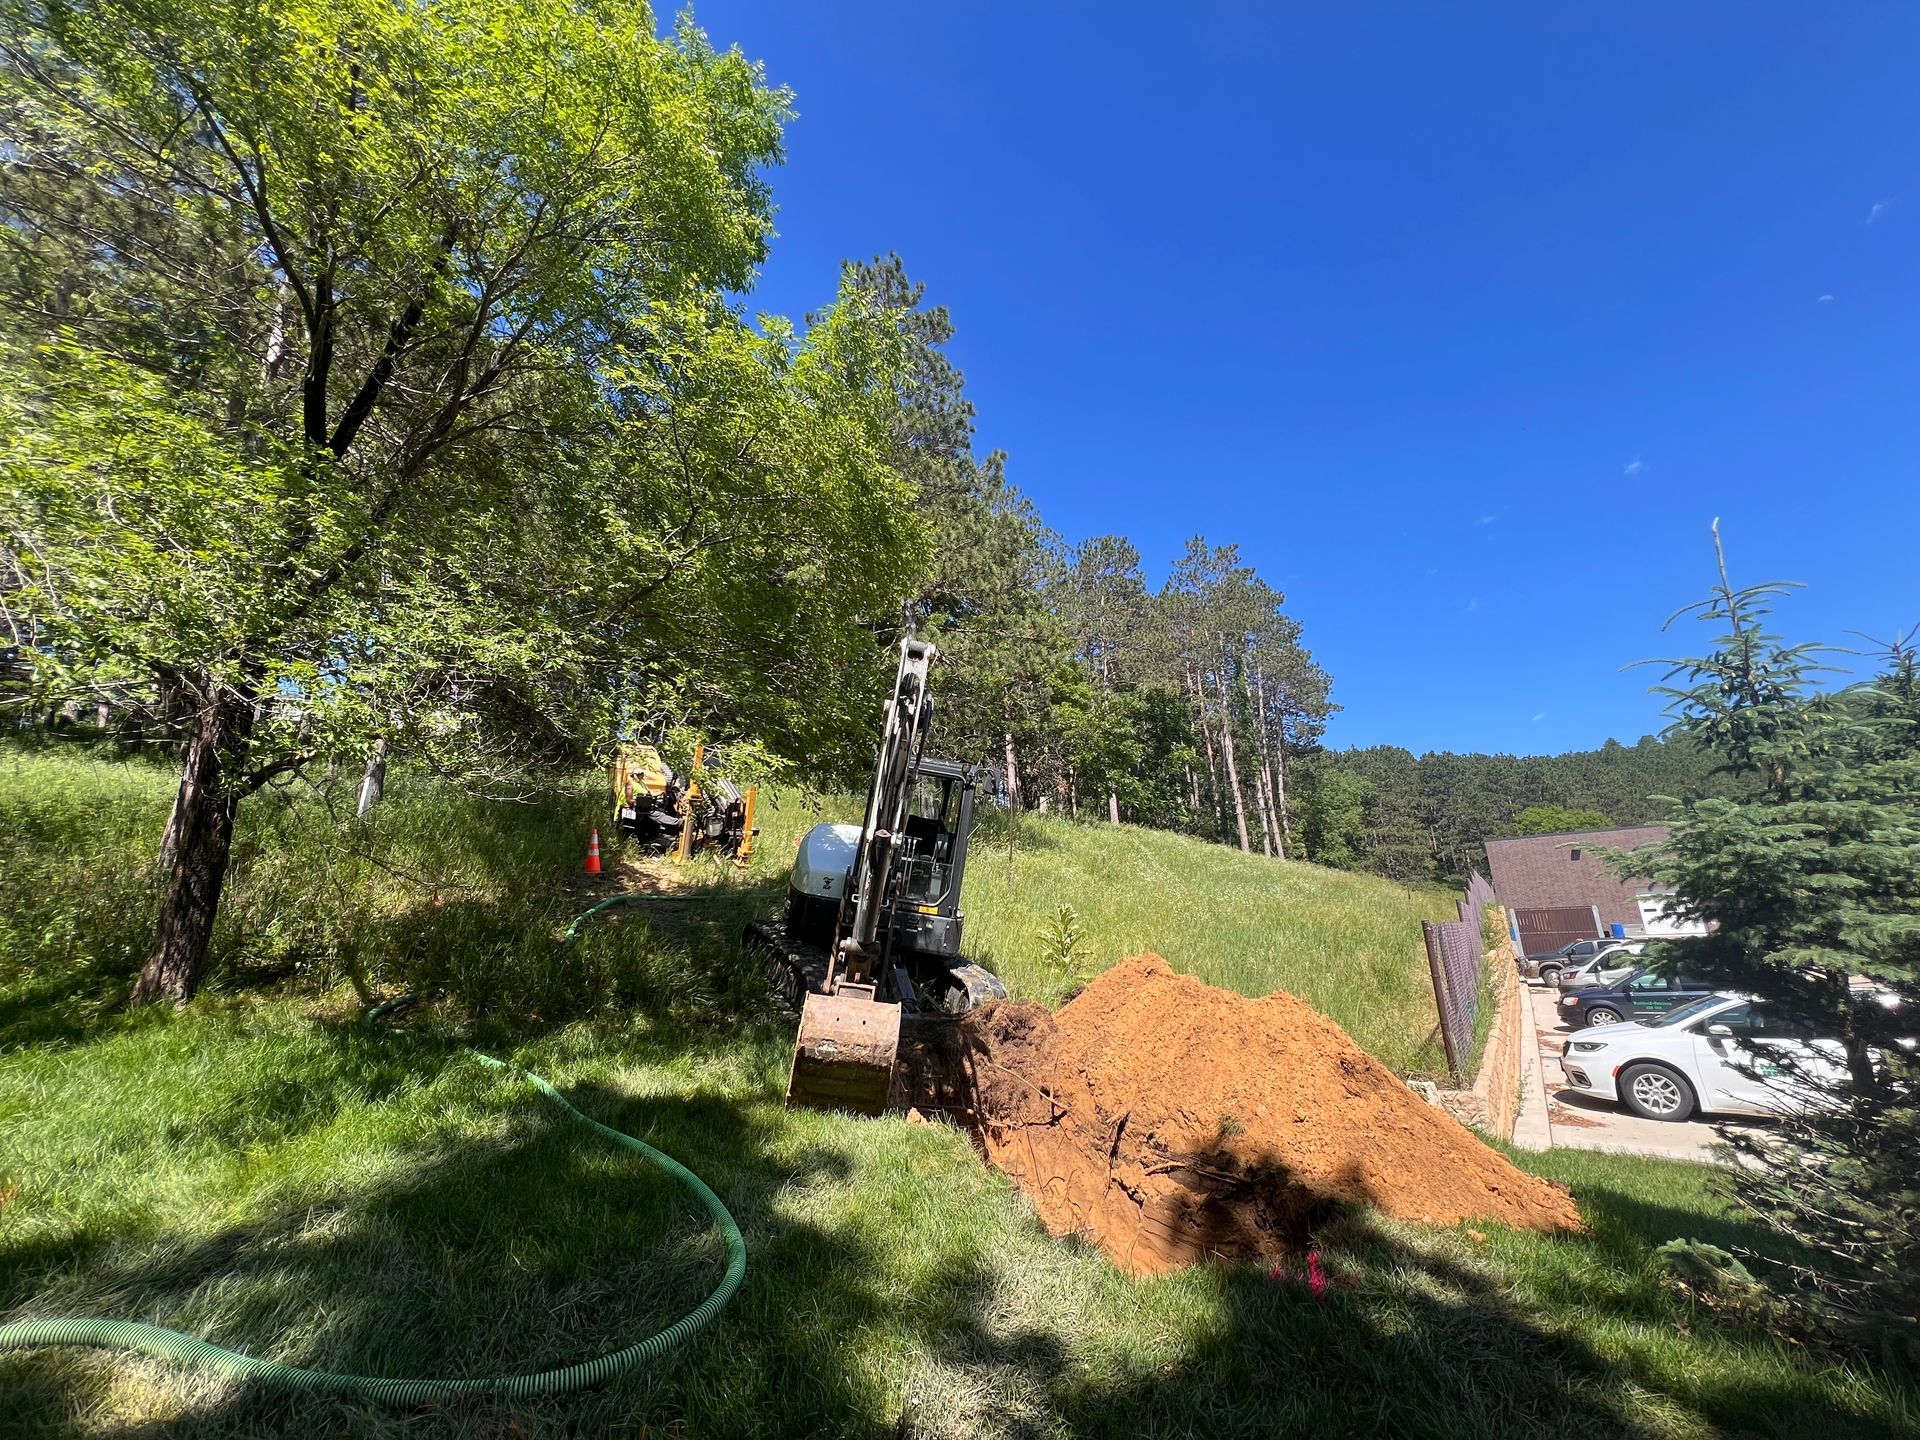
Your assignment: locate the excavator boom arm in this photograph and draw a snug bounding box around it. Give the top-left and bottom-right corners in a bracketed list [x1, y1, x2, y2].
[785, 634, 936, 1115]
[842, 637, 935, 963]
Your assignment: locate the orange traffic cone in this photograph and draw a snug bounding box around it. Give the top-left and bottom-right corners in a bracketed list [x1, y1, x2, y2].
[584, 828, 603, 875]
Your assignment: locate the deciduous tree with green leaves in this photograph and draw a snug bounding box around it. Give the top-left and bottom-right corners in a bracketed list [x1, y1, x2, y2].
[1509, 803, 1613, 835]
[1, 0, 920, 1002]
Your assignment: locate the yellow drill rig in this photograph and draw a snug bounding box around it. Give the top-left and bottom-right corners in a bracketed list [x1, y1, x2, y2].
[610, 742, 759, 864]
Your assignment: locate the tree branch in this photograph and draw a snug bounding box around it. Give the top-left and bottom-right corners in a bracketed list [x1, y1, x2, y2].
[327, 224, 458, 457]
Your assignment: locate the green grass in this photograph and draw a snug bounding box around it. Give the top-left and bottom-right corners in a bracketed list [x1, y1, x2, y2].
[3, 745, 1917, 1438]
[0, 742, 773, 1044]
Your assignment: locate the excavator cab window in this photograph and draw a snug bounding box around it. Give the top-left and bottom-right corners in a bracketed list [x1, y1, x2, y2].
[903, 776, 955, 851]
[898, 774, 958, 905]
[907, 774, 955, 824]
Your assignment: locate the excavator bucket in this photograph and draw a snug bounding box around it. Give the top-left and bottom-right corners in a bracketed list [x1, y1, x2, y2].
[785, 983, 901, 1116]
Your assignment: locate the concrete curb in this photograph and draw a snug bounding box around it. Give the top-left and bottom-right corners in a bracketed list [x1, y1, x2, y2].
[1512, 979, 1554, 1151]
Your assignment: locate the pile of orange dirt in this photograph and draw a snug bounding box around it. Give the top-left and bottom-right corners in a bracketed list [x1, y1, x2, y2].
[916, 955, 1582, 1275]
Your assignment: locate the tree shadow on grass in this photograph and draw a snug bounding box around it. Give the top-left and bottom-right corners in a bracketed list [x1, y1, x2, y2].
[0, 951, 138, 1052]
[1, 1060, 849, 1438]
[6, 1038, 1914, 1440]
[893, 1183, 1907, 1440]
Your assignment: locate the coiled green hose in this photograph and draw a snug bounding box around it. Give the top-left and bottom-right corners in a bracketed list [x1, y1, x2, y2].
[0, 1051, 748, 1404]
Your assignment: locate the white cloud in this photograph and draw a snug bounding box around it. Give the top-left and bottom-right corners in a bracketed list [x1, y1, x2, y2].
[1869, 200, 1890, 223]
[1818, 293, 1835, 302]
[1475, 513, 1497, 527]
[1531, 712, 1547, 723]
[1464, 598, 1480, 614]
[1623, 457, 1643, 476]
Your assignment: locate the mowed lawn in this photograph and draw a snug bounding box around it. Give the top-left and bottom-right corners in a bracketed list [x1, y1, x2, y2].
[3, 745, 1917, 1439]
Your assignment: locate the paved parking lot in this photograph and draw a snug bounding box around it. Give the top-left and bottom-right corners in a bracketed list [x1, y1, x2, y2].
[1521, 981, 1763, 1163]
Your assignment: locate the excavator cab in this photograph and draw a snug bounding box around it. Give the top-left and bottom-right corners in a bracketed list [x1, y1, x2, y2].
[887, 762, 972, 960]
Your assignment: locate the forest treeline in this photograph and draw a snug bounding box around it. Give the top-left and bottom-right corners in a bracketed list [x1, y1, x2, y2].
[1294, 736, 1742, 883]
[862, 258, 1737, 883]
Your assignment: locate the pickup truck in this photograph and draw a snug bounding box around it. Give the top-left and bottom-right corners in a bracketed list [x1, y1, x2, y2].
[1556, 943, 1646, 991]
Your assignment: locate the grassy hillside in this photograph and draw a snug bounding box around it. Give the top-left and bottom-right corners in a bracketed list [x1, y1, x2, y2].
[957, 816, 1455, 1073]
[4, 744, 1916, 1439]
[0, 746, 1453, 1070]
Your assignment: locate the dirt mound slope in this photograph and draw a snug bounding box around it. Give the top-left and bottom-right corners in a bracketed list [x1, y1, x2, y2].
[951, 955, 1582, 1274]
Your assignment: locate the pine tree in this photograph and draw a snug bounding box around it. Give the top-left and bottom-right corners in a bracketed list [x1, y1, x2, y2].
[1060, 535, 1151, 821]
[1626, 529, 1920, 1363]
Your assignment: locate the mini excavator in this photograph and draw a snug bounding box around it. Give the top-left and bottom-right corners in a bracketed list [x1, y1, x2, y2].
[744, 635, 1005, 1115]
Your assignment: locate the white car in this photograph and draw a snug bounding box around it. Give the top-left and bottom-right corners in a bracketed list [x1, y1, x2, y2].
[1557, 993, 1849, 1121]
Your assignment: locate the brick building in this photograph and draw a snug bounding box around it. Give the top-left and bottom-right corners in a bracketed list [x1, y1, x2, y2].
[1483, 824, 1674, 934]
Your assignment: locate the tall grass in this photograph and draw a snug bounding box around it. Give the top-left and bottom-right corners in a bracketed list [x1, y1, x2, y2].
[0, 743, 770, 1047]
[0, 746, 176, 1045]
[965, 813, 1455, 1073]
[0, 743, 1475, 1073]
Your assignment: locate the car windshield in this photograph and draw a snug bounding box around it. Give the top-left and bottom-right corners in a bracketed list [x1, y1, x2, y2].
[1645, 995, 1730, 1030]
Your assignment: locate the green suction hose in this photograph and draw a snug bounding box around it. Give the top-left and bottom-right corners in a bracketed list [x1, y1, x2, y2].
[561, 892, 647, 946]
[560, 890, 709, 947]
[0, 1050, 748, 1403]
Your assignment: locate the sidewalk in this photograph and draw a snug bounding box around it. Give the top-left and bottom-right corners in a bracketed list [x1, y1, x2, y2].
[1515, 982, 1743, 1163]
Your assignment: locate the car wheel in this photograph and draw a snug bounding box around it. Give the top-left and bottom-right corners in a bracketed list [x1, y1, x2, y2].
[1618, 1063, 1697, 1122]
[1538, 965, 1562, 985]
[1583, 1005, 1624, 1028]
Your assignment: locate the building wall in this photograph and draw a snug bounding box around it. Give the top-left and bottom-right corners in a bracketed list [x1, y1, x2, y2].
[1483, 825, 1668, 931]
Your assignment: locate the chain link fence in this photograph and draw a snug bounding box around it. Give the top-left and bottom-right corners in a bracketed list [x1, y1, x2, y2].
[1422, 870, 1499, 1083]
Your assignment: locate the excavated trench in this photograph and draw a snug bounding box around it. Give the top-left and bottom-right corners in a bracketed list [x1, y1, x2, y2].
[898, 955, 1582, 1275]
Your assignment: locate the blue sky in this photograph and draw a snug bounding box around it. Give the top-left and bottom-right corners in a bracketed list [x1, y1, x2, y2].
[691, 3, 1920, 755]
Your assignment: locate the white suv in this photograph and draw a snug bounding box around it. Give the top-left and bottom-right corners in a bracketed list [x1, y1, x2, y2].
[1557, 993, 1849, 1121]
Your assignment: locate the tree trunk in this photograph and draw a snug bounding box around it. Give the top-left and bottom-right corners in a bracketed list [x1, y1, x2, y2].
[1108, 789, 1120, 825]
[1188, 665, 1221, 831]
[132, 688, 251, 1005]
[1213, 659, 1251, 853]
[1273, 742, 1293, 858]
[155, 790, 184, 876]
[1003, 729, 1022, 812]
[356, 736, 388, 818]
[1251, 673, 1286, 861]
[1252, 750, 1275, 857]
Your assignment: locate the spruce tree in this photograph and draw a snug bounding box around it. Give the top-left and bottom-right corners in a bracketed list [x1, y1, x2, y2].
[1628, 529, 1919, 1364]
